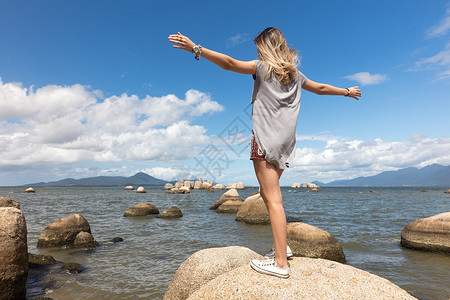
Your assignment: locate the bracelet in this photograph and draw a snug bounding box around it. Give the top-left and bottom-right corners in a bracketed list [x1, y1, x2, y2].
[345, 88, 350, 97]
[192, 45, 202, 61]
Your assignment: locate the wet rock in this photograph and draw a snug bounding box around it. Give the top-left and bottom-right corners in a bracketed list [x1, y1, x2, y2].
[210, 189, 241, 210]
[164, 183, 174, 190]
[164, 246, 262, 300]
[236, 193, 270, 225]
[110, 237, 124, 243]
[61, 262, 83, 274]
[311, 188, 319, 192]
[421, 190, 429, 192]
[287, 222, 346, 263]
[206, 189, 214, 193]
[401, 212, 450, 253]
[124, 186, 134, 190]
[216, 200, 244, 213]
[28, 253, 56, 267]
[73, 231, 99, 248]
[185, 253, 415, 300]
[157, 206, 183, 218]
[25, 187, 35, 193]
[124, 203, 159, 217]
[136, 186, 146, 193]
[37, 214, 92, 248]
[0, 196, 20, 209]
[0, 207, 28, 300]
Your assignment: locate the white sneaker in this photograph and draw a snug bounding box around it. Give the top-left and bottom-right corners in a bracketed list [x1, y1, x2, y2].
[250, 258, 290, 279]
[264, 245, 293, 259]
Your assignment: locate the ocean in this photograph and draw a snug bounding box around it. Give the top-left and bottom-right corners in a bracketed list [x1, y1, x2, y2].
[1, 186, 449, 299]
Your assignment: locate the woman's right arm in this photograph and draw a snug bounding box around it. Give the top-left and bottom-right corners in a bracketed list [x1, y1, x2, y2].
[303, 79, 361, 100]
[168, 32, 256, 75]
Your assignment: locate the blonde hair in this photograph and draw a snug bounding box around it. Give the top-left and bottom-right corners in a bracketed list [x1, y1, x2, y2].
[254, 27, 299, 84]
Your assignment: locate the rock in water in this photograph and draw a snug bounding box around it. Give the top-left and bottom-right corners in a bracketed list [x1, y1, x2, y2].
[28, 253, 56, 267]
[136, 186, 146, 193]
[163, 246, 262, 300]
[291, 183, 301, 188]
[25, 187, 35, 193]
[0, 207, 28, 300]
[235, 193, 270, 225]
[210, 188, 241, 210]
[401, 212, 450, 253]
[0, 196, 20, 209]
[444, 189, 450, 194]
[73, 231, 99, 248]
[216, 200, 244, 213]
[62, 262, 83, 274]
[123, 203, 159, 217]
[157, 206, 183, 218]
[164, 183, 174, 190]
[37, 214, 92, 248]
[184, 254, 416, 300]
[287, 222, 346, 263]
[124, 186, 134, 190]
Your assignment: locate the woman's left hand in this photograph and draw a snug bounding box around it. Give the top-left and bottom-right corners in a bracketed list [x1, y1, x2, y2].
[168, 32, 195, 52]
[347, 86, 361, 100]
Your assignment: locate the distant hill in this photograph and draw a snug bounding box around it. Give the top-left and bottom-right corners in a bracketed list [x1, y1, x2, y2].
[28, 172, 169, 187]
[326, 164, 450, 186]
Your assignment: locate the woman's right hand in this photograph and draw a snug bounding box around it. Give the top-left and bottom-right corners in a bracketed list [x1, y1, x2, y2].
[168, 32, 196, 52]
[347, 86, 361, 100]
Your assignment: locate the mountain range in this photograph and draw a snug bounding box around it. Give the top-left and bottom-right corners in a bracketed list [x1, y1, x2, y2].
[23, 164, 450, 187]
[28, 172, 168, 187]
[324, 164, 450, 186]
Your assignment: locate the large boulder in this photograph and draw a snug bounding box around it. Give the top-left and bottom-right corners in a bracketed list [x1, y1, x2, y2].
[136, 186, 146, 193]
[401, 212, 450, 253]
[124, 203, 159, 217]
[157, 206, 183, 218]
[202, 181, 213, 189]
[291, 183, 301, 189]
[216, 200, 244, 213]
[28, 253, 56, 268]
[37, 214, 92, 248]
[0, 196, 20, 209]
[164, 183, 174, 190]
[25, 187, 35, 193]
[0, 207, 28, 300]
[287, 222, 346, 263]
[235, 182, 245, 189]
[186, 254, 415, 300]
[193, 181, 202, 190]
[212, 184, 225, 190]
[209, 189, 241, 210]
[236, 193, 270, 225]
[174, 180, 184, 188]
[164, 246, 262, 300]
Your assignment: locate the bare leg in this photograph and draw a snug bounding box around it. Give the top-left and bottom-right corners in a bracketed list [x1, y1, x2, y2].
[253, 159, 287, 268]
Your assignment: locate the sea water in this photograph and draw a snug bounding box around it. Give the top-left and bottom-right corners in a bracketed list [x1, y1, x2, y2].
[1, 186, 449, 299]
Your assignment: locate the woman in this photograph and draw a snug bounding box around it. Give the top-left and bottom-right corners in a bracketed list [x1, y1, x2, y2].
[168, 27, 361, 279]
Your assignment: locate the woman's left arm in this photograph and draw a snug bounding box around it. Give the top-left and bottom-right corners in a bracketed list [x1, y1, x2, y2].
[168, 32, 256, 75]
[302, 79, 361, 100]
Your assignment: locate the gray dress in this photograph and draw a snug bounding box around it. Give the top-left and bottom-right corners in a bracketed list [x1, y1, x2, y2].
[251, 60, 308, 169]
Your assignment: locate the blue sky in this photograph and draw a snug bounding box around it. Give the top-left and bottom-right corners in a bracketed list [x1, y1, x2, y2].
[1, 0, 450, 186]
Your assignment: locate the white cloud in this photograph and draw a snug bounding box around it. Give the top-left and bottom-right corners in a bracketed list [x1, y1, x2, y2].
[0, 78, 224, 168]
[141, 166, 196, 181]
[227, 33, 250, 46]
[285, 134, 450, 184]
[344, 72, 388, 85]
[427, 7, 450, 38]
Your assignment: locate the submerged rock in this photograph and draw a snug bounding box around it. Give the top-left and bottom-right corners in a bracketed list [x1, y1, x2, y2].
[0, 196, 20, 209]
[164, 246, 262, 300]
[287, 222, 346, 263]
[401, 212, 450, 253]
[110, 237, 124, 243]
[236, 193, 270, 225]
[157, 206, 183, 218]
[124, 203, 159, 217]
[0, 207, 28, 300]
[183, 249, 415, 300]
[37, 214, 92, 248]
[210, 189, 241, 210]
[28, 253, 56, 267]
[62, 262, 83, 274]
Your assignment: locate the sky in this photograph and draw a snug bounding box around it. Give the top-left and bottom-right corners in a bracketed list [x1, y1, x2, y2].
[1, 0, 450, 186]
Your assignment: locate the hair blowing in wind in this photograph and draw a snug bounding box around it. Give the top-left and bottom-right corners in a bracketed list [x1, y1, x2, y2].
[254, 27, 299, 84]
